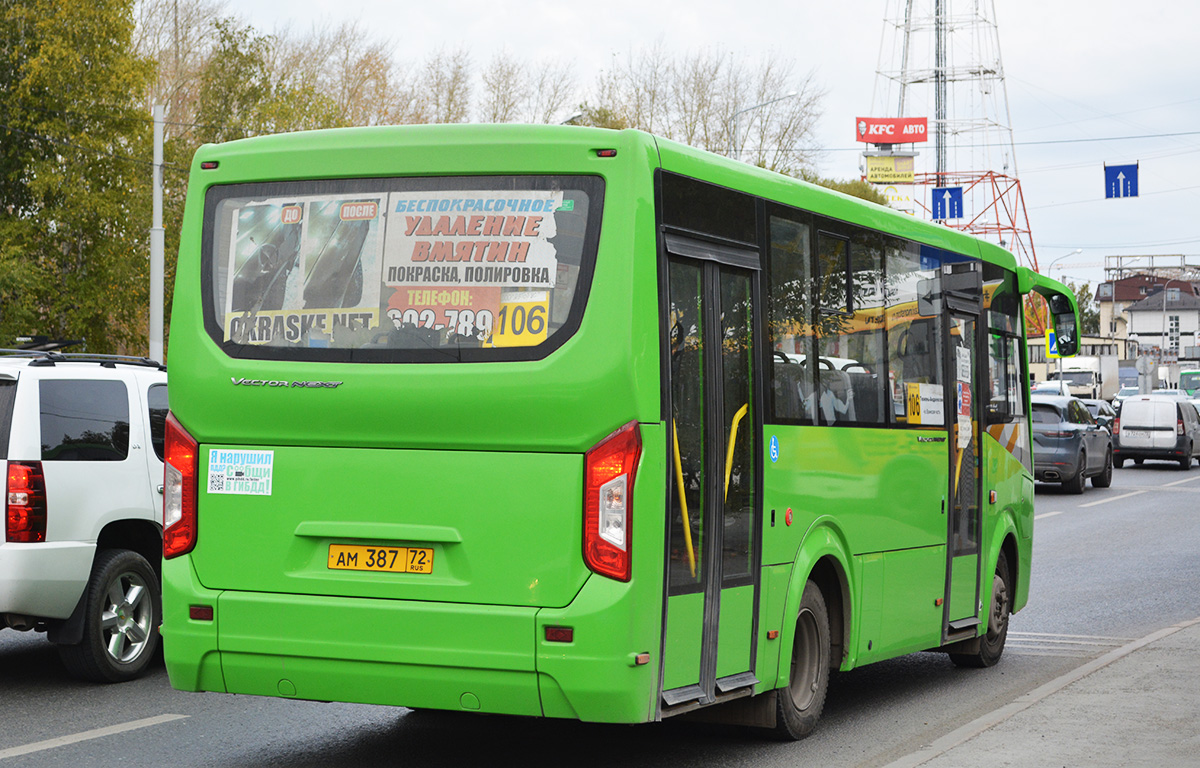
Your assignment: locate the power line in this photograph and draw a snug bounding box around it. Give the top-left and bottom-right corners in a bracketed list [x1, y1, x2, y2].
[1028, 184, 1200, 211]
[813, 128, 1200, 154]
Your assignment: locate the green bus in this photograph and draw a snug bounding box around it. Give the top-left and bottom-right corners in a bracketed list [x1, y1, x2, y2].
[1180, 370, 1200, 397]
[162, 125, 1079, 738]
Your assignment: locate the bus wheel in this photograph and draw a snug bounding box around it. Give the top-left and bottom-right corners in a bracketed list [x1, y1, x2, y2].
[950, 556, 1010, 669]
[774, 580, 830, 741]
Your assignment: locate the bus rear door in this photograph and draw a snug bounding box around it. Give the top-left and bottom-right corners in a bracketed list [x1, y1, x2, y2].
[660, 234, 762, 712]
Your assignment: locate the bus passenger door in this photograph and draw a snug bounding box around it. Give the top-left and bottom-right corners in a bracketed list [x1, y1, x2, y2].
[942, 262, 983, 640]
[660, 236, 761, 713]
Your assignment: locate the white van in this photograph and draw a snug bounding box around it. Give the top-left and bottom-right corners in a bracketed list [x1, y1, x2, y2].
[1113, 395, 1200, 469]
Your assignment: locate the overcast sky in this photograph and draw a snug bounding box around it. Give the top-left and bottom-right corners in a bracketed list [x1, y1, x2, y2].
[232, 0, 1200, 288]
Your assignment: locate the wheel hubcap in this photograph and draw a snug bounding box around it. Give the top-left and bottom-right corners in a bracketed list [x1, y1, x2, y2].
[987, 574, 1009, 641]
[100, 572, 152, 664]
[789, 608, 821, 710]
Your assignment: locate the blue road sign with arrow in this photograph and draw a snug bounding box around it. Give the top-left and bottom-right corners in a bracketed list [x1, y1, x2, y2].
[1104, 163, 1138, 198]
[932, 186, 963, 220]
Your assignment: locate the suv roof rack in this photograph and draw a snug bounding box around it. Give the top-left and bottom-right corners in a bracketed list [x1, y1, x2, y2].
[0, 349, 166, 371]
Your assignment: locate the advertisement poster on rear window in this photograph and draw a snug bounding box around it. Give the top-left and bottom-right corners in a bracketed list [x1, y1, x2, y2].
[223, 196, 386, 345]
[380, 189, 564, 346]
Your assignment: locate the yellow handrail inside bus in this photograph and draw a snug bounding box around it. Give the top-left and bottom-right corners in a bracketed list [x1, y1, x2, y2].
[671, 420, 697, 578]
[725, 403, 749, 503]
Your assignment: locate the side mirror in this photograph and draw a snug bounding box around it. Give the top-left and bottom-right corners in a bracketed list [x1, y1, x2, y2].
[1048, 293, 1079, 357]
[1020, 268, 1081, 358]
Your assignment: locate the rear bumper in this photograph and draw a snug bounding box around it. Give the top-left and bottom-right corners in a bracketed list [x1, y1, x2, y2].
[0, 541, 94, 619]
[1114, 438, 1189, 461]
[162, 555, 659, 723]
[1033, 450, 1080, 483]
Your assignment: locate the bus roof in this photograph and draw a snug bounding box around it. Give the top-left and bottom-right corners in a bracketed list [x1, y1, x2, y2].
[193, 124, 1022, 275]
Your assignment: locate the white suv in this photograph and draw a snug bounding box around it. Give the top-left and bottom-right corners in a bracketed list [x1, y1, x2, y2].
[1, 351, 167, 682]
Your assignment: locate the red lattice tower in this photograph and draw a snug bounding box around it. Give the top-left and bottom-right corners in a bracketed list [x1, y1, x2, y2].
[872, 0, 1046, 331]
[871, 1, 1040, 271]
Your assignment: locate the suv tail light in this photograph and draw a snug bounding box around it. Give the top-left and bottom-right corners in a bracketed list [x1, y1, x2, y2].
[1178, 419, 1185, 437]
[164, 413, 198, 558]
[583, 422, 641, 582]
[1112, 417, 1120, 435]
[6, 461, 47, 543]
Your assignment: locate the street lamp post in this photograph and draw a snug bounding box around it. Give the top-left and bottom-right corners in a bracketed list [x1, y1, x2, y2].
[1159, 277, 1185, 389]
[728, 91, 797, 162]
[1047, 248, 1082, 275]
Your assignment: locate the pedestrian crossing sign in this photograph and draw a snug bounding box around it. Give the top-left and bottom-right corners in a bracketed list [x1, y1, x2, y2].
[1046, 330, 1061, 359]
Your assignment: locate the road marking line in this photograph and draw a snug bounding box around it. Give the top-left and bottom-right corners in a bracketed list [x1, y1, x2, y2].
[1034, 510, 1063, 520]
[1009, 632, 1134, 641]
[1008, 637, 1126, 647]
[1080, 489, 1145, 508]
[1163, 475, 1200, 487]
[0, 714, 188, 761]
[883, 616, 1200, 768]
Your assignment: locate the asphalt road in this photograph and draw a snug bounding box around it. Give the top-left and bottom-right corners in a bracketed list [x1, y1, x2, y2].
[2, 459, 1196, 767]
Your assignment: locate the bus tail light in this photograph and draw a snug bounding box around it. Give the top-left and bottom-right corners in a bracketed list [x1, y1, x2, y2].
[583, 422, 641, 582]
[164, 413, 199, 559]
[6, 461, 47, 543]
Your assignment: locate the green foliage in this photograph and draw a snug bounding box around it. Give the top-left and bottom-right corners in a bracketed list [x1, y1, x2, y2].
[1067, 281, 1100, 336]
[195, 19, 345, 145]
[800, 172, 890, 206]
[0, 0, 155, 353]
[571, 103, 630, 130]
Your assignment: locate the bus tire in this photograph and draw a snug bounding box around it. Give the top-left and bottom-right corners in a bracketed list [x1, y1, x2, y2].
[57, 549, 161, 683]
[774, 580, 830, 741]
[950, 556, 1010, 669]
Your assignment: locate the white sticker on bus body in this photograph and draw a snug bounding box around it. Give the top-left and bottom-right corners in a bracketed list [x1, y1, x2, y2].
[208, 449, 274, 496]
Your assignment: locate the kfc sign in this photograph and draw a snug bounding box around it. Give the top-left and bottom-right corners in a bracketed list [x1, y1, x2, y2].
[855, 117, 928, 143]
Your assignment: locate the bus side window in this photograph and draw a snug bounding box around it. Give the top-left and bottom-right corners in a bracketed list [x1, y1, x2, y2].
[984, 266, 1024, 425]
[813, 228, 887, 426]
[886, 242, 944, 426]
[767, 213, 815, 424]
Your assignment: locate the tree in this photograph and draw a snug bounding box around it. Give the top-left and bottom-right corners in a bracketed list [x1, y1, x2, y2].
[581, 47, 823, 177]
[1068, 281, 1100, 336]
[194, 19, 345, 145]
[801, 173, 890, 206]
[0, 0, 156, 353]
[478, 51, 576, 124]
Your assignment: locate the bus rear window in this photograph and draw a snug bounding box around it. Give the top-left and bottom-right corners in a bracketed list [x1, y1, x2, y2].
[202, 175, 604, 362]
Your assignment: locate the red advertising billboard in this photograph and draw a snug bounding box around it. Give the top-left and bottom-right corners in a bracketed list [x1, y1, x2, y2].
[855, 117, 928, 143]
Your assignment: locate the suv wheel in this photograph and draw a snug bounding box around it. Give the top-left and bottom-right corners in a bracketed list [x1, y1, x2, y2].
[58, 549, 161, 683]
[1063, 452, 1087, 494]
[1180, 443, 1193, 471]
[1092, 449, 1113, 488]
